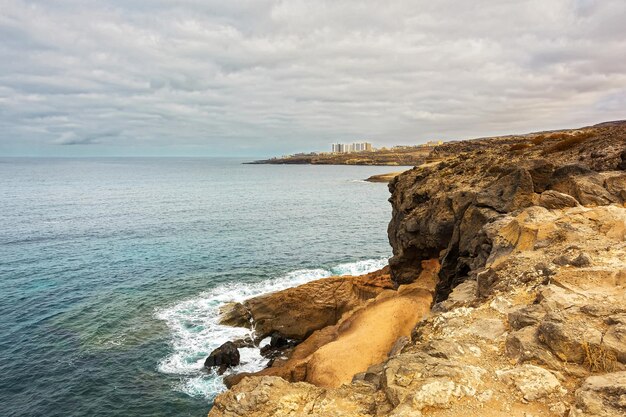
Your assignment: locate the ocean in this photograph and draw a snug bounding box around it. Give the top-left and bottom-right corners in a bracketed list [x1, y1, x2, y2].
[0, 158, 401, 417]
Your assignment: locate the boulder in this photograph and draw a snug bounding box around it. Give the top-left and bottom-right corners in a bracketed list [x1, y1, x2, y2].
[538, 313, 603, 364]
[569, 372, 626, 417]
[549, 165, 618, 206]
[505, 326, 563, 370]
[496, 364, 564, 401]
[539, 190, 579, 209]
[205, 341, 240, 375]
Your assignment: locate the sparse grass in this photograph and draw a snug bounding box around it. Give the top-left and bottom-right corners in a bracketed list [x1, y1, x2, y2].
[583, 341, 617, 372]
[541, 131, 595, 155]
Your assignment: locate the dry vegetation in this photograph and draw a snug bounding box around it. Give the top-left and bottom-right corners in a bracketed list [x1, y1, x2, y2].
[508, 130, 597, 155]
[582, 342, 617, 373]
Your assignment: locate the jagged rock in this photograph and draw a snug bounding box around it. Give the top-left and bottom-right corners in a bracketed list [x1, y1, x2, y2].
[571, 253, 594, 267]
[433, 279, 477, 312]
[509, 304, 547, 330]
[506, 326, 563, 369]
[475, 168, 535, 213]
[352, 363, 384, 388]
[497, 364, 564, 401]
[205, 342, 240, 375]
[259, 332, 298, 359]
[538, 313, 603, 363]
[569, 372, 626, 417]
[553, 252, 593, 267]
[549, 165, 618, 206]
[619, 149, 626, 170]
[539, 190, 580, 209]
[529, 160, 556, 193]
[388, 336, 410, 358]
[388, 125, 624, 293]
[604, 173, 626, 202]
[603, 322, 626, 363]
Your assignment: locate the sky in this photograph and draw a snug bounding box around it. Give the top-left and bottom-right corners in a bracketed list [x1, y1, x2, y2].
[1, 0, 625, 157]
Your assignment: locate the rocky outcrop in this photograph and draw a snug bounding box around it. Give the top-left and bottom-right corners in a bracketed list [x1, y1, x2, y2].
[224, 260, 439, 389]
[219, 267, 394, 341]
[209, 122, 626, 417]
[388, 122, 626, 298]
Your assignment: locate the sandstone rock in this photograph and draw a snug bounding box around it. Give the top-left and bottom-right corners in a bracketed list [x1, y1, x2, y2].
[219, 302, 251, 328]
[205, 342, 240, 375]
[497, 364, 564, 401]
[222, 268, 393, 340]
[569, 371, 626, 417]
[539, 190, 580, 209]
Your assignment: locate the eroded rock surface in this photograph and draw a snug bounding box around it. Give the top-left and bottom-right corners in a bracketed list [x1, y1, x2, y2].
[220, 267, 394, 341]
[209, 123, 626, 417]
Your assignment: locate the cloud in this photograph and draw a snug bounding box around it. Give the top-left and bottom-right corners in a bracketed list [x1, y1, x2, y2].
[0, 0, 625, 156]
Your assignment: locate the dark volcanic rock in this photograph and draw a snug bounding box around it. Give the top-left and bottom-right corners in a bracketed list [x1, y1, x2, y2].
[205, 341, 240, 375]
[619, 149, 626, 170]
[387, 123, 626, 296]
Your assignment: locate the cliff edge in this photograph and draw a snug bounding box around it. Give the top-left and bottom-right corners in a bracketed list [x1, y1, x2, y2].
[209, 121, 626, 417]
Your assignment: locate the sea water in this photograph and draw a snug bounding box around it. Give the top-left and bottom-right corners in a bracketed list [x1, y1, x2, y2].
[0, 158, 402, 417]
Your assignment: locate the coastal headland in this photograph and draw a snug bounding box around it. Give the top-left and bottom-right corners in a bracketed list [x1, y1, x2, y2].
[247, 145, 434, 166]
[209, 121, 626, 417]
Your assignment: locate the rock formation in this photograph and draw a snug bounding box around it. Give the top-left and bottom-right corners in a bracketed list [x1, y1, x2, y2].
[209, 121, 626, 417]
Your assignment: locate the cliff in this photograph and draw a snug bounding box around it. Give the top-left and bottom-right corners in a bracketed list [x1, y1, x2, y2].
[209, 121, 626, 417]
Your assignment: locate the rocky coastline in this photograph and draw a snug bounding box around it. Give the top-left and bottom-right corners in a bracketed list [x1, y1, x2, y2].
[207, 121, 626, 417]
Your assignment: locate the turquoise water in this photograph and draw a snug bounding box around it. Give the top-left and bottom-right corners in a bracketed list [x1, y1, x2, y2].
[0, 158, 399, 417]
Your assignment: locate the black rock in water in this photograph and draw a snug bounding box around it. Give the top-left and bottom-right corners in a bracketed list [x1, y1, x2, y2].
[204, 341, 240, 375]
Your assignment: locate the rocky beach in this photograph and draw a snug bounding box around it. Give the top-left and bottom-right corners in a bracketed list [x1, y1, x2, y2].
[206, 121, 626, 417]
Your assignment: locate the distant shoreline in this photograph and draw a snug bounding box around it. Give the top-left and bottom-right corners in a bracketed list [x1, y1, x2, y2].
[246, 146, 435, 166]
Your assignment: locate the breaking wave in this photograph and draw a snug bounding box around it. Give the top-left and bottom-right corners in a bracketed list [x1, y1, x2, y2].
[155, 258, 388, 401]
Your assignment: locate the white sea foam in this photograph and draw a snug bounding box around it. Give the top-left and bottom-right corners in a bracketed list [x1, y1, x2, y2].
[155, 258, 389, 400]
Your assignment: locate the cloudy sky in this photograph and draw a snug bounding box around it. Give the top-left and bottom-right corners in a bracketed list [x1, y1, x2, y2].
[1, 0, 625, 156]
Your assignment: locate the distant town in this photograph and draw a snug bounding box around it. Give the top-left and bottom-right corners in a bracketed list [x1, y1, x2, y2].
[329, 140, 443, 154]
[248, 139, 446, 165]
